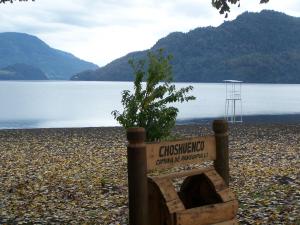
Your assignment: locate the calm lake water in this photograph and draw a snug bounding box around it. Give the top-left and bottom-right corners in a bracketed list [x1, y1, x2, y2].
[0, 81, 299, 129]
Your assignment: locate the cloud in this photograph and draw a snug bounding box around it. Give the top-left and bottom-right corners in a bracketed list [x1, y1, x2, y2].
[0, 0, 299, 66]
[168, 0, 214, 18]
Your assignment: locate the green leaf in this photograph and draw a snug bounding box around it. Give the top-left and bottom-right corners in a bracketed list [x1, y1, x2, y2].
[112, 49, 196, 141]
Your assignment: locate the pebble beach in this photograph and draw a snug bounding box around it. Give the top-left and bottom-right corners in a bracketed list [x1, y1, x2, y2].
[0, 118, 299, 224]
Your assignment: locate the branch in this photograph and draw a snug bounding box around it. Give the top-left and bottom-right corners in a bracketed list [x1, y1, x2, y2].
[212, 0, 270, 17]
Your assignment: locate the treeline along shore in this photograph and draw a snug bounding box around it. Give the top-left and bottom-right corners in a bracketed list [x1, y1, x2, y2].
[0, 118, 299, 224]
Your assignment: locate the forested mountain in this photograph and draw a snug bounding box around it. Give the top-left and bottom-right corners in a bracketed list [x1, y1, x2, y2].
[72, 10, 300, 83]
[0, 32, 98, 80]
[0, 64, 48, 80]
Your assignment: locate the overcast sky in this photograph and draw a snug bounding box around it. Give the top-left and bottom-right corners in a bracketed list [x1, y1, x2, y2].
[1, 0, 299, 66]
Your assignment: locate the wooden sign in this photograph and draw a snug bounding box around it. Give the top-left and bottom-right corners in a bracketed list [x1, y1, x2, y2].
[126, 120, 230, 225]
[146, 135, 216, 171]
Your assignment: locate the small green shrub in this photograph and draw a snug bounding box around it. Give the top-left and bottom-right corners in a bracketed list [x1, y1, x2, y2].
[112, 49, 195, 141]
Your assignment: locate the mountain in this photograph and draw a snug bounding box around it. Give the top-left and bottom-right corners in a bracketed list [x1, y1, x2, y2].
[0, 32, 98, 80]
[72, 10, 300, 83]
[0, 63, 48, 80]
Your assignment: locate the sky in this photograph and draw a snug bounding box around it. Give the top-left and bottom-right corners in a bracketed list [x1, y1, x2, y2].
[1, 0, 300, 67]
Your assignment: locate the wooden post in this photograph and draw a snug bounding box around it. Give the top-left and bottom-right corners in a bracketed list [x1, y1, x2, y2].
[127, 127, 148, 225]
[212, 120, 229, 186]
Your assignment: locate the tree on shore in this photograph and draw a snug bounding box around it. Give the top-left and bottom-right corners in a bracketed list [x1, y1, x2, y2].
[112, 49, 195, 141]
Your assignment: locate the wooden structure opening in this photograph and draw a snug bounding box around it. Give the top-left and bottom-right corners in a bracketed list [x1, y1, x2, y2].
[179, 173, 223, 209]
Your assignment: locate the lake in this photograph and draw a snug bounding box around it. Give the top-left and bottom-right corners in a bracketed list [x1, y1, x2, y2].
[0, 81, 299, 129]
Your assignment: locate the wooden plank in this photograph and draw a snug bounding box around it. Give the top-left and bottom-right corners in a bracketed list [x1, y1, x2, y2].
[217, 188, 237, 203]
[152, 178, 179, 202]
[176, 200, 238, 225]
[146, 135, 216, 171]
[204, 169, 222, 181]
[212, 219, 239, 225]
[204, 170, 227, 192]
[150, 167, 215, 181]
[166, 199, 185, 214]
[149, 177, 185, 218]
[148, 179, 164, 225]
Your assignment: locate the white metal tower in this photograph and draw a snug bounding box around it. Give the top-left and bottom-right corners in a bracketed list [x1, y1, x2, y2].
[224, 80, 243, 123]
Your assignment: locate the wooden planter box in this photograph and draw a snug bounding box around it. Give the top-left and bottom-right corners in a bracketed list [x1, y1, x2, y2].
[148, 168, 238, 225]
[126, 120, 238, 225]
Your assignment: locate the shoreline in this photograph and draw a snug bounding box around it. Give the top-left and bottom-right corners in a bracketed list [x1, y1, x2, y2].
[0, 113, 300, 131]
[177, 113, 300, 125]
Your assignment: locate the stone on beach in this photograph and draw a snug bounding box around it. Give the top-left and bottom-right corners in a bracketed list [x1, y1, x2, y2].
[0, 123, 299, 224]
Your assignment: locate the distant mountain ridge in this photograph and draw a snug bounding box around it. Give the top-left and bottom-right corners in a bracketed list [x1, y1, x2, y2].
[72, 10, 300, 83]
[0, 63, 48, 80]
[0, 32, 98, 80]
